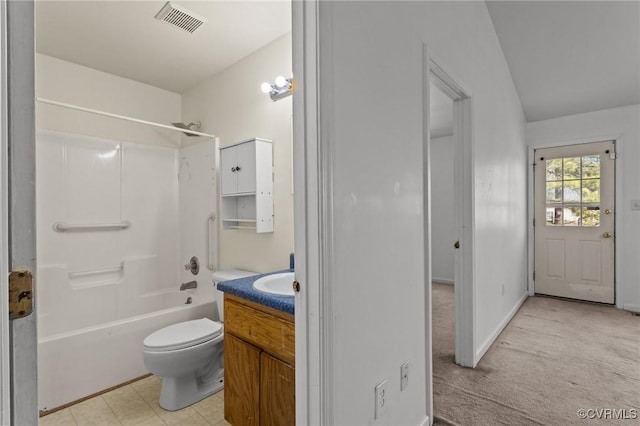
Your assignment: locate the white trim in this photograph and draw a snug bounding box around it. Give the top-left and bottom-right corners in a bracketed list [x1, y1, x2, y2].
[426, 52, 476, 369]
[418, 414, 431, 426]
[422, 45, 434, 424]
[527, 147, 535, 296]
[526, 133, 623, 309]
[424, 49, 476, 425]
[432, 278, 454, 285]
[292, 0, 326, 424]
[453, 96, 475, 368]
[0, 0, 10, 421]
[475, 292, 528, 362]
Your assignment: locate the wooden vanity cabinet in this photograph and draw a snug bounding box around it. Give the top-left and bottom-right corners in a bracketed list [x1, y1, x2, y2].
[223, 294, 295, 426]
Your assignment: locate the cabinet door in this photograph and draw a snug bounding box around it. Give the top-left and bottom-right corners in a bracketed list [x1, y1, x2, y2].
[224, 334, 260, 426]
[220, 146, 238, 195]
[260, 353, 295, 426]
[236, 140, 257, 194]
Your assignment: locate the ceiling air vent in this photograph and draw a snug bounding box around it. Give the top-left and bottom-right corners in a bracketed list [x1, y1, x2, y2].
[154, 1, 205, 34]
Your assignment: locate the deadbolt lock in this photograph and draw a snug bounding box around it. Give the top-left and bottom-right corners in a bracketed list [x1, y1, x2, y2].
[9, 270, 34, 320]
[292, 281, 301, 293]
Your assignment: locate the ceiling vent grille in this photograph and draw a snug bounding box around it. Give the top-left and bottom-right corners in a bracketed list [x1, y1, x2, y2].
[154, 2, 205, 34]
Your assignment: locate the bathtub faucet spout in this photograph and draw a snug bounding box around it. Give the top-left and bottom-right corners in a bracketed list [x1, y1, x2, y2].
[180, 280, 197, 291]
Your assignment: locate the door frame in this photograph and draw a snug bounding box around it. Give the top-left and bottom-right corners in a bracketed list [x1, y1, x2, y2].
[425, 49, 476, 372]
[0, 0, 10, 422]
[292, 0, 323, 424]
[527, 135, 623, 309]
[5, 0, 37, 424]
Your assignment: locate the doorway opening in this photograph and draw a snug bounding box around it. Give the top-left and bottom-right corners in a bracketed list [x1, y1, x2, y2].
[533, 140, 616, 304]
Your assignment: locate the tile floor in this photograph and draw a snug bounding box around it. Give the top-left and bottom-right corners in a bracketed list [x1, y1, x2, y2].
[39, 375, 231, 426]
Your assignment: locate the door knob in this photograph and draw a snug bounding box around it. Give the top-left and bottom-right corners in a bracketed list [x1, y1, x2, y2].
[603, 232, 612, 239]
[454, 240, 460, 249]
[604, 209, 612, 215]
[292, 281, 300, 292]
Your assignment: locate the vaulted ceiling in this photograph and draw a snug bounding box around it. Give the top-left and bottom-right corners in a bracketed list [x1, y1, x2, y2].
[486, 1, 640, 122]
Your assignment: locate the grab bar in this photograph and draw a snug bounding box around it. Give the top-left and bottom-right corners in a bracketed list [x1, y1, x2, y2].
[207, 213, 216, 271]
[68, 265, 123, 279]
[53, 221, 131, 232]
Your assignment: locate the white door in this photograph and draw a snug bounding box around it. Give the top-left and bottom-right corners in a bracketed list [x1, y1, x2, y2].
[220, 145, 237, 195]
[236, 140, 256, 194]
[534, 141, 615, 303]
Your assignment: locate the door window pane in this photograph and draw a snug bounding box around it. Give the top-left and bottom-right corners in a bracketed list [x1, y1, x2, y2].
[546, 158, 563, 181]
[563, 180, 581, 203]
[563, 157, 581, 180]
[582, 207, 600, 227]
[546, 207, 562, 226]
[563, 207, 581, 226]
[546, 181, 562, 203]
[582, 155, 600, 178]
[544, 153, 601, 227]
[582, 179, 600, 203]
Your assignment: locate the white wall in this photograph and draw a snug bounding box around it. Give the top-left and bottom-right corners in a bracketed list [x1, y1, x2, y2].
[316, 2, 527, 423]
[527, 104, 640, 312]
[182, 34, 293, 273]
[36, 54, 182, 147]
[431, 136, 455, 283]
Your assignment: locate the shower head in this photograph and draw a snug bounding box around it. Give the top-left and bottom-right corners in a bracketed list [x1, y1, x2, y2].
[172, 121, 201, 137]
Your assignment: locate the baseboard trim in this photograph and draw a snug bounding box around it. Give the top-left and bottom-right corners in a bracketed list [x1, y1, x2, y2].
[418, 414, 430, 426]
[475, 292, 528, 364]
[432, 278, 454, 285]
[623, 304, 640, 314]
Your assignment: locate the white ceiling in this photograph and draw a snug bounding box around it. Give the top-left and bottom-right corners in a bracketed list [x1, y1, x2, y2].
[36, 1, 638, 123]
[36, 1, 291, 94]
[486, 1, 640, 123]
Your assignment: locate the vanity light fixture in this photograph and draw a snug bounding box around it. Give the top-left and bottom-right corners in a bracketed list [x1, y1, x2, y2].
[260, 75, 293, 101]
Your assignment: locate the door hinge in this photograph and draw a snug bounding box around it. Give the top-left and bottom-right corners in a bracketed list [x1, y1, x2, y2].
[9, 270, 33, 319]
[533, 271, 535, 281]
[533, 218, 535, 227]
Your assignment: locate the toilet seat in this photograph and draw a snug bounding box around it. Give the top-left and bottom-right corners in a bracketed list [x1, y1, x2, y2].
[143, 318, 222, 352]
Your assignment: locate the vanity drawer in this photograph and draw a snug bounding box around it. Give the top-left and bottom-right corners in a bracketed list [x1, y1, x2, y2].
[224, 297, 295, 365]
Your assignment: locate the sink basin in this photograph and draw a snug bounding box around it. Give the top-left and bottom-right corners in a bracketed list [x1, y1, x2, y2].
[253, 272, 295, 296]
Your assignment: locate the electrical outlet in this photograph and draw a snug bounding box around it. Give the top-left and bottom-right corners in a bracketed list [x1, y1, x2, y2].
[400, 362, 409, 391]
[374, 379, 388, 419]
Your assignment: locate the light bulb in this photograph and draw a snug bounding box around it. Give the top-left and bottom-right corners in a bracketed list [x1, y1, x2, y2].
[260, 82, 272, 94]
[274, 76, 288, 89]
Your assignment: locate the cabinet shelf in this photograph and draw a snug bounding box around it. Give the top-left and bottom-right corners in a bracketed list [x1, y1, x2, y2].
[221, 192, 256, 198]
[222, 219, 257, 223]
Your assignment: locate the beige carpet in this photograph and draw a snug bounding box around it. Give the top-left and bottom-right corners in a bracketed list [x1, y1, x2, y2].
[432, 283, 640, 425]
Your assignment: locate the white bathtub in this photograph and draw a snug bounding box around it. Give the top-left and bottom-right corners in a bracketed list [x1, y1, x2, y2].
[38, 288, 216, 412]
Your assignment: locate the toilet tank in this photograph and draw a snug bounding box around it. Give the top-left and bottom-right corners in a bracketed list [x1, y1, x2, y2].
[212, 269, 256, 321]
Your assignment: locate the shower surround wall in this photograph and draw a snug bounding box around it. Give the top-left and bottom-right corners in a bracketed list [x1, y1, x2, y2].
[36, 131, 219, 411]
[35, 55, 221, 411]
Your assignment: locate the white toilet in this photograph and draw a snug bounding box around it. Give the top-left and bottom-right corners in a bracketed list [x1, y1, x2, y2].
[142, 269, 256, 411]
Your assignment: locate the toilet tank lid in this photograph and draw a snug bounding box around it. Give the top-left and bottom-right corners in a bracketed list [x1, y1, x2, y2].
[212, 269, 256, 283]
[143, 318, 222, 351]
